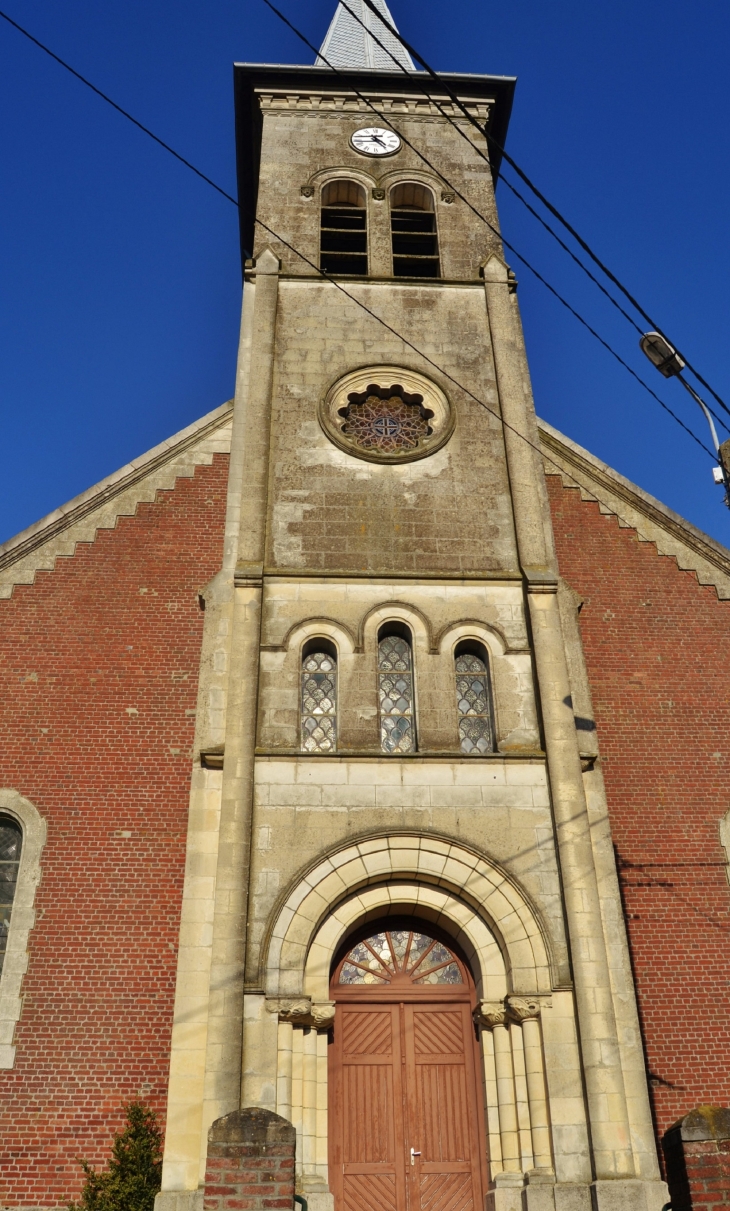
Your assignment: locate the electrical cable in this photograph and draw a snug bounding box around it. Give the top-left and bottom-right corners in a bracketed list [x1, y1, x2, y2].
[261, 0, 719, 454]
[337, 0, 646, 338]
[356, 0, 730, 423]
[254, 212, 715, 470]
[0, 6, 239, 208]
[0, 0, 717, 469]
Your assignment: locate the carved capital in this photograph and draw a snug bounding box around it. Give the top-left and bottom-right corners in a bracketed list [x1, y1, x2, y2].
[474, 1000, 508, 1030]
[269, 998, 311, 1021]
[300, 185, 315, 199]
[372, 188, 386, 200]
[440, 191, 455, 204]
[268, 998, 335, 1029]
[507, 995, 545, 1024]
[310, 1001, 336, 1028]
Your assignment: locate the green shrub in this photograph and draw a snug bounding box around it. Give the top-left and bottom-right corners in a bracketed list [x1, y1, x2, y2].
[68, 1101, 162, 1211]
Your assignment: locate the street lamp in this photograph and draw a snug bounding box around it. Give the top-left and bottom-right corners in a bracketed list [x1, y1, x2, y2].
[639, 332, 730, 505]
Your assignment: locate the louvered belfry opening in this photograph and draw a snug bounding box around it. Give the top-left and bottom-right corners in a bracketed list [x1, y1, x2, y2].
[320, 180, 368, 275]
[390, 182, 440, 278]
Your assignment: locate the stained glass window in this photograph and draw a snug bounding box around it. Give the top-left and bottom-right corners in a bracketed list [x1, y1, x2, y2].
[338, 929, 462, 985]
[378, 633, 415, 753]
[301, 648, 337, 753]
[0, 816, 22, 978]
[339, 384, 433, 455]
[455, 650, 494, 755]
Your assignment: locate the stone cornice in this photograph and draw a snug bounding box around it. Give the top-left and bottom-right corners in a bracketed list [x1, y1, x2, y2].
[256, 87, 492, 121]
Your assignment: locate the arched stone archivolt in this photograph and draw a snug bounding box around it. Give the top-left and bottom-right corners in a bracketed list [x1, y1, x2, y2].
[262, 832, 555, 999]
[264, 833, 560, 1191]
[358, 600, 432, 654]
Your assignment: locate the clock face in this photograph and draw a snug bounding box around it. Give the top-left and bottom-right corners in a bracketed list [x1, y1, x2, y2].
[351, 127, 401, 157]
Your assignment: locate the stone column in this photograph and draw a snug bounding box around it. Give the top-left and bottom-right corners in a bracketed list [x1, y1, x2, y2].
[200, 248, 281, 1150]
[483, 253, 636, 1193]
[507, 997, 552, 1174]
[478, 1004, 522, 1175]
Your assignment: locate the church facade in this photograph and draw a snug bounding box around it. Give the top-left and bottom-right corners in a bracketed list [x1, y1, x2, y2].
[2, 5, 729, 1210]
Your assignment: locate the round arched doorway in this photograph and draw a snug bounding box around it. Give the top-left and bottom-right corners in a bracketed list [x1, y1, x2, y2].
[328, 919, 487, 1211]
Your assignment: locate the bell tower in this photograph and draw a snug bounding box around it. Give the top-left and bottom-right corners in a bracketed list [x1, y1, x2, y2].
[156, 5, 669, 1210]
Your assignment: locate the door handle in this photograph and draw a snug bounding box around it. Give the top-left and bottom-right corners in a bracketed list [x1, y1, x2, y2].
[410, 1147, 421, 1166]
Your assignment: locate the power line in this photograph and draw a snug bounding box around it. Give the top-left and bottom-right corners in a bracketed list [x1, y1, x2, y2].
[0, 0, 715, 453]
[337, 0, 645, 337]
[356, 0, 730, 424]
[255, 210, 719, 508]
[260, 0, 717, 456]
[0, 0, 716, 469]
[0, 6, 239, 208]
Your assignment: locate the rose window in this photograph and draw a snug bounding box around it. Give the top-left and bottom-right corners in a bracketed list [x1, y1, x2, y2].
[339, 385, 433, 454]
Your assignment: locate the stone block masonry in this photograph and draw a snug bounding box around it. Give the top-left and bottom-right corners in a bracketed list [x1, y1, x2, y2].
[0, 454, 229, 1208]
[204, 1109, 295, 1211]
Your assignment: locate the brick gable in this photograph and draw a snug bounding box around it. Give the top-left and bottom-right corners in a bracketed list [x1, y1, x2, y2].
[0, 454, 228, 1209]
[547, 474, 730, 1156]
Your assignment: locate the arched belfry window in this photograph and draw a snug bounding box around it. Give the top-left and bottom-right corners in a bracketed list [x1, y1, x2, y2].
[390, 182, 440, 278]
[455, 642, 495, 755]
[0, 816, 22, 977]
[378, 625, 416, 753]
[301, 640, 337, 753]
[320, 180, 368, 275]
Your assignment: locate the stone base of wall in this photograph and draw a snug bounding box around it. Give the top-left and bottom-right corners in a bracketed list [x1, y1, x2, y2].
[202, 1108, 295, 1211]
[663, 1105, 730, 1210]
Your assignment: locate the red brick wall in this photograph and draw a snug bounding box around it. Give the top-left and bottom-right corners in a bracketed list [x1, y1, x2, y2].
[547, 477, 730, 1153]
[681, 1138, 730, 1210]
[203, 1109, 295, 1211]
[0, 455, 228, 1209]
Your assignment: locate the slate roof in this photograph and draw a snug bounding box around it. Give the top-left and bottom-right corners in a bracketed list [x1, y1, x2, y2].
[316, 0, 415, 70]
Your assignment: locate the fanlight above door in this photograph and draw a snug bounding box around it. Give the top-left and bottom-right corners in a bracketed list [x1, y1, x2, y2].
[338, 929, 463, 986]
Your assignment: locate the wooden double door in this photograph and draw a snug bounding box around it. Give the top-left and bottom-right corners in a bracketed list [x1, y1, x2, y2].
[329, 928, 486, 1211]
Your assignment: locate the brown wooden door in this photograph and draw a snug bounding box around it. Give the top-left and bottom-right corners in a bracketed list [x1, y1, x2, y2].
[405, 1002, 483, 1211]
[330, 927, 485, 1211]
[335, 1004, 405, 1211]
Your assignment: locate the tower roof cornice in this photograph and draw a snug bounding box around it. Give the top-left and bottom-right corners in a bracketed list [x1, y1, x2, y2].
[233, 63, 516, 268]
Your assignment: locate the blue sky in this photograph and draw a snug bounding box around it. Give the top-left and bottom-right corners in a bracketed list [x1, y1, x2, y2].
[1, 0, 729, 545]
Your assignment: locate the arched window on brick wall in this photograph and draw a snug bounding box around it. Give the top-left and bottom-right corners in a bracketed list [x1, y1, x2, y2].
[454, 642, 495, 755]
[320, 180, 368, 275]
[378, 624, 416, 754]
[301, 640, 338, 753]
[0, 790, 46, 1069]
[0, 816, 22, 978]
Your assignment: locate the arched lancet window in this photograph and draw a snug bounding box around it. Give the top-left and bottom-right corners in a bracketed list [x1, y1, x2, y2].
[455, 642, 495, 755]
[301, 640, 337, 753]
[337, 928, 463, 986]
[320, 180, 368, 275]
[378, 625, 416, 754]
[390, 182, 440, 278]
[0, 816, 22, 978]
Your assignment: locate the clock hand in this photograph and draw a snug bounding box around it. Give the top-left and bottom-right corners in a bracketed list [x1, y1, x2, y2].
[371, 134, 386, 146]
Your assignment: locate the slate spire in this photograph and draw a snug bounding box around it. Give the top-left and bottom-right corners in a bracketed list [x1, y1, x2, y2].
[316, 0, 415, 70]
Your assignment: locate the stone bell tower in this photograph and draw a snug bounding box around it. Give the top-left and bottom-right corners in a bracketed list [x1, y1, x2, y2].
[156, 4, 669, 1209]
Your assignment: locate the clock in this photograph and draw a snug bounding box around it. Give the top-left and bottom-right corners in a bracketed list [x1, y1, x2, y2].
[351, 127, 401, 157]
